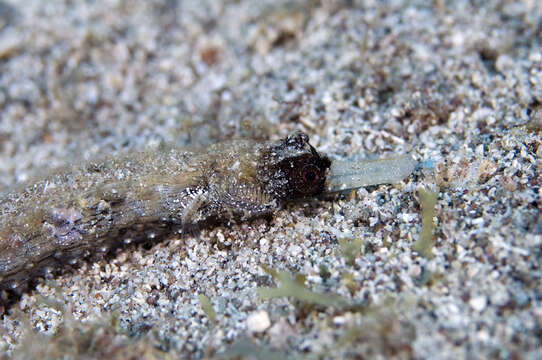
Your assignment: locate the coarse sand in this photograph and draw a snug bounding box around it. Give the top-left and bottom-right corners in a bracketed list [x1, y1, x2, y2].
[0, 1, 541, 359]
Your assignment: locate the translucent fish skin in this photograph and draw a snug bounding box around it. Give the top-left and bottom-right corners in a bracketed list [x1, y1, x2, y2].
[325, 156, 416, 192]
[0, 132, 330, 301]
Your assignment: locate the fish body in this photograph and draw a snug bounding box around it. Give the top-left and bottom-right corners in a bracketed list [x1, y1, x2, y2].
[0, 131, 415, 305]
[0, 132, 330, 299]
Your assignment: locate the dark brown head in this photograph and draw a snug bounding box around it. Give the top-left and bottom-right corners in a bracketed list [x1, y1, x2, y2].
[258, 132, 331, 201]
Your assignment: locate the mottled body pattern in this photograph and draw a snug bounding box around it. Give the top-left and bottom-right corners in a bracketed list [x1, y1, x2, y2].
[0, 132, 330, 302]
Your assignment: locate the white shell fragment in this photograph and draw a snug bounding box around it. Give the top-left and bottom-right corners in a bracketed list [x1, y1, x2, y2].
[325, 155, 416, 192]
[246, 310, 271, 333]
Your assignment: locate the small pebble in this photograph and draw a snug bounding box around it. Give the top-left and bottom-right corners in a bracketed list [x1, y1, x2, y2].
[470, 296, 488, 312]
[246, 310, 271, 333]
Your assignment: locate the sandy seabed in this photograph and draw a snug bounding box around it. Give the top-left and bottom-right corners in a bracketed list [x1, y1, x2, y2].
[0, 1, 541, 359]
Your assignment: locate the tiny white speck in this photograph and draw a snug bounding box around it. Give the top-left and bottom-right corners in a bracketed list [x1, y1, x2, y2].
[469, 296, 487, 312]
[246, 311, 271, 333]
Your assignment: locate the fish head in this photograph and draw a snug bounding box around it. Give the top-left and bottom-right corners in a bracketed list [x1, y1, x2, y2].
[258, 131, 331, 200]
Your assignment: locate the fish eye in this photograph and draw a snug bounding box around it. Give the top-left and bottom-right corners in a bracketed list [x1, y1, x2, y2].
[300, 164, 319, 186]
[273, 152, 330, 199]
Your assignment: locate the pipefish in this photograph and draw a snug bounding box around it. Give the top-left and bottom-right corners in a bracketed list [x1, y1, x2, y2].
[0, 131, 415, 306]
